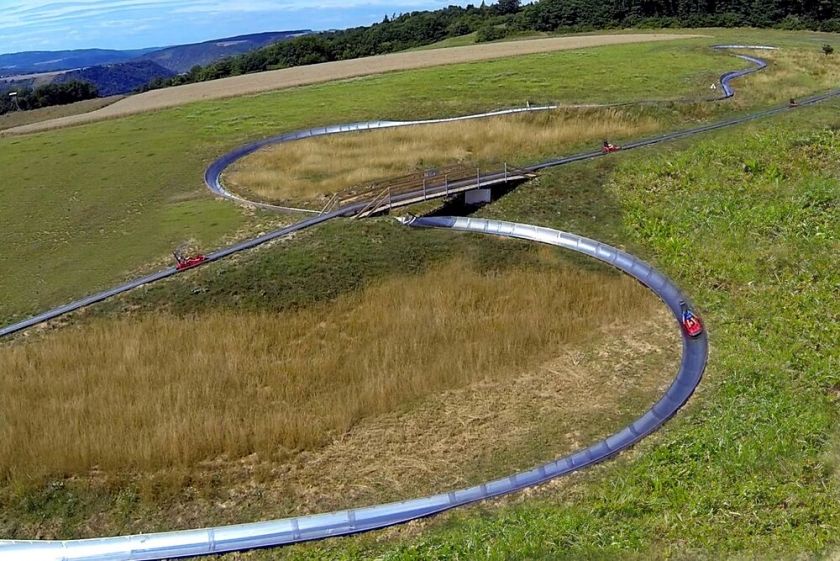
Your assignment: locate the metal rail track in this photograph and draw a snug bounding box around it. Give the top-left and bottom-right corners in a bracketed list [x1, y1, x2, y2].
[1, 45, 837, 561]
[0, 216, 708, 561]
[1, 46, 810, 340]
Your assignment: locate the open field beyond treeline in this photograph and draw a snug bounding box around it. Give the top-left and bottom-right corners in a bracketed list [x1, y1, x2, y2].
[2, 33, 701, 135]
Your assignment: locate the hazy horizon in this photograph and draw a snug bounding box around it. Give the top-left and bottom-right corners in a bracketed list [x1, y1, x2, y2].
[0, 1, 475, 56]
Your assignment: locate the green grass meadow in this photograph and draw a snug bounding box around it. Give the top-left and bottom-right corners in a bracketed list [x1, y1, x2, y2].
[0, 29, 811, 325]
[0, 27, 838, 560]
[228, 95, 838, 561]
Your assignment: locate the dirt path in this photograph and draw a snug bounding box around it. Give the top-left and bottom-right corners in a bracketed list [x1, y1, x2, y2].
[2, 33, 702, 136]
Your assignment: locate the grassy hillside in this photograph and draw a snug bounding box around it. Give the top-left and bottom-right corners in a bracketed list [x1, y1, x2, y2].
[225, 42, 840, 208]
[259, 98, 838, 561]
[3, 29, 838, 327]
[0, 37, 743, 327]
[0, 28, 838, 560]
[0, 89, 835, 560]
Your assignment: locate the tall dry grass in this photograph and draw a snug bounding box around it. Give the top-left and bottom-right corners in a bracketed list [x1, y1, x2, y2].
[224, 108, 661, 204]
[0, 260, 657, 481]
[734, 48, 840, 108]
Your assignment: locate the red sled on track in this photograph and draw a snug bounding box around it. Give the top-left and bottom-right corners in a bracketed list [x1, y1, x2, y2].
[602, 140, 621, 154]
[174, 251, 207, 271]
[679, 301, 704, 338]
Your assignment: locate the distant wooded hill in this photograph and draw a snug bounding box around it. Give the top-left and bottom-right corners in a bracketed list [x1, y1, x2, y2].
[0, 31, 310, 77]
[0, 30, 310, 101]
[53, 61, 176, 97]
[138, 31, 312, 74]
[0, 48, 159, 76]
[145, 0, 840, 91]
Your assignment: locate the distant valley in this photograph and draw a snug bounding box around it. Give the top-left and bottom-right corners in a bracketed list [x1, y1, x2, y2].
[0, 30, 310, 96]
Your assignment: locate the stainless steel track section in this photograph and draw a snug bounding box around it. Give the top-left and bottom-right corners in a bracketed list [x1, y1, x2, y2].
[0, 45, 783, 338]
[0, 216, 708, 561]
[2, 44, 837, 561]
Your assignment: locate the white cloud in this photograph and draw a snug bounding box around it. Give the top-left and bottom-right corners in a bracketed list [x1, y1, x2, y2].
[0, 0, 475, 53]
[0, 1, 173, 32]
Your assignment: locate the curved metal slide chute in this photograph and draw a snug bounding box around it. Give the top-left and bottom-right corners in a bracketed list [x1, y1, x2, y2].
[203, 105, 564, 212]
[1, 44, 837, 560]
[0, 216, 708, 561]
[0, 45, 783, 339]
[711, 45, 775, 99]
[204, 45, 773, 212]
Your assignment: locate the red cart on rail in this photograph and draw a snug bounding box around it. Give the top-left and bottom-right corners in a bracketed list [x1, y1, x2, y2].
[602, 140, 621, 154]
[679, 301, 704, 338]
[173, 247, 207, 271]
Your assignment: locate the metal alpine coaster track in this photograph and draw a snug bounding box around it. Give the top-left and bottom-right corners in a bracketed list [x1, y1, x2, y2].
[1, 45, 838, 561]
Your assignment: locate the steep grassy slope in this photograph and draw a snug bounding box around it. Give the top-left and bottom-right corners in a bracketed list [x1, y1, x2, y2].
[0, 29, 838, 560]
[1, 92, 836, 561]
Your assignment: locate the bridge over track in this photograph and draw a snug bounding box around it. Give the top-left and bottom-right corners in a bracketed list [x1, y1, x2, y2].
[324, 163, 536, 218]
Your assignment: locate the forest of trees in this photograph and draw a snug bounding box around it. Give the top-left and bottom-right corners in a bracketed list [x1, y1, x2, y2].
[142, 0, 840, 92]
[0, 81, 98, 116]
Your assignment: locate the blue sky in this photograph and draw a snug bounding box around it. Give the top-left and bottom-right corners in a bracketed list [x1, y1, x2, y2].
[0, 1, 477, 54]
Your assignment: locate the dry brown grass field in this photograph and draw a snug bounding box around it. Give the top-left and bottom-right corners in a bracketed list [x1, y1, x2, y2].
[735, 48, 840, 107]
[2, 33, 697, 135]
[2, 308, 679, 539]
[225, 108, 661, 205]
[0, 258, 663, 484]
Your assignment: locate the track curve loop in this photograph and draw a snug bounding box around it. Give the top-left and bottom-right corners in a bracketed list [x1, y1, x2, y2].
[0, 44, 781, 339]
[205, 45, 772, 212]
[0, 216, 708, 561]
[5, 43, 838, 561]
